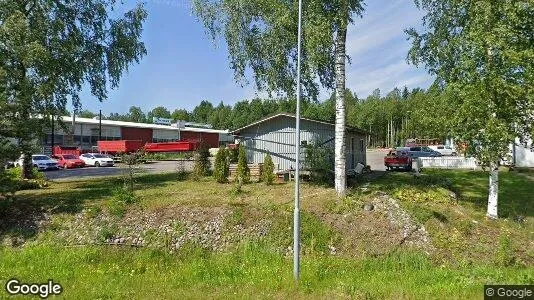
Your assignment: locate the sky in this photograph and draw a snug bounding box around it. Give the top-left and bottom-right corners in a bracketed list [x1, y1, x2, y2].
[76, 0, 434, 115]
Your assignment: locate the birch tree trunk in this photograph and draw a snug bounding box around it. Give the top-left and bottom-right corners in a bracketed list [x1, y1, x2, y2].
[487, 162, 499, 219]
[334, 25, 347, 197]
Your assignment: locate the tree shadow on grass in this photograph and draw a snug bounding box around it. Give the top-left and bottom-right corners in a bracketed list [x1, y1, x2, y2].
[418, 169, 533, 218]
[0, 172, 185, 243]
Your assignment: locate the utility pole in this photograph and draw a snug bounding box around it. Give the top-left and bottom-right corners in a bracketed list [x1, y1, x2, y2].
[293, 0, 303, 282]
[51, 115, 55, 155]
[99, 110, 102, 141]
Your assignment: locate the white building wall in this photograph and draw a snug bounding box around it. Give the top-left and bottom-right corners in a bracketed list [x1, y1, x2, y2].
[512, 138, 534, 167]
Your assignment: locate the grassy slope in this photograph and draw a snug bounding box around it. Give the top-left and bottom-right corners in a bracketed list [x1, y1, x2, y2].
[1, 170, 533, 298]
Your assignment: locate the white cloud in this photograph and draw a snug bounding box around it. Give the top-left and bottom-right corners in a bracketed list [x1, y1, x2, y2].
[342, 0, 433, 98]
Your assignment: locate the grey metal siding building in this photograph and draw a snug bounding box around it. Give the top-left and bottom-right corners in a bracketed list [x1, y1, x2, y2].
[233, 113, 368, 171]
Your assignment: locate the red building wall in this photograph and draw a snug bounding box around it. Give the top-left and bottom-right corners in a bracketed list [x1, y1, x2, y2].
[180, 131, 219, 148]
[121, 127, 153, 143]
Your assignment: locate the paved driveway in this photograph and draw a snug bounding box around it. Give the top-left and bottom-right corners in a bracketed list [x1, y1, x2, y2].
[45, 160, 196, 181]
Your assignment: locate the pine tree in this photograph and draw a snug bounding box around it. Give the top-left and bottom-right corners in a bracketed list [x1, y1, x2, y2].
[193, 143, 211, 178]
[213, 147, 229, 183]
[236, 144, 250, 184]
[261, 153, 276, 185]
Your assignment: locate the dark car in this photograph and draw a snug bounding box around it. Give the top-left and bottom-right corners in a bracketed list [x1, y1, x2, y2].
[398, 146, 442, 158]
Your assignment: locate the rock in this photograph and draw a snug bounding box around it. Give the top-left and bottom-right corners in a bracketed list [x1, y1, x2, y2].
[513, 215, 525, 223]
[363, 203, 374, 211]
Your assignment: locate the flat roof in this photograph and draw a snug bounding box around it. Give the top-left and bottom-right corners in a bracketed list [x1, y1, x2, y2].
[60, 116, 229, 134]
[232, 113, 369, 135]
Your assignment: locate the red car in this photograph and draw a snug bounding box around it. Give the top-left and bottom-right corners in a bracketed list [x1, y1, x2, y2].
[384, 149, 413, 171]
[52, 154, 86, 169]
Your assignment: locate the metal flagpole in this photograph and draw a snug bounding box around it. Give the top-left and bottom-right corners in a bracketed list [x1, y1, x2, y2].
[293, 0, 303, 281]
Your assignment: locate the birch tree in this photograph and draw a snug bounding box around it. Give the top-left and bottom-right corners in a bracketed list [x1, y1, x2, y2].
[0, 0, 147, 178]
[407, 0, 534, 218]
[192, 0, 365, 197]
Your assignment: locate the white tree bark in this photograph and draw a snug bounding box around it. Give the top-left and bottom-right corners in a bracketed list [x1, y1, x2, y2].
[487, 162, 499, 219]
[334, 26, 347, 197]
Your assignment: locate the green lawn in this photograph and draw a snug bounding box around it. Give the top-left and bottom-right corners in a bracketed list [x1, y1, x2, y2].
[1, 243, 532, 299]
[1, 169, 533, 299]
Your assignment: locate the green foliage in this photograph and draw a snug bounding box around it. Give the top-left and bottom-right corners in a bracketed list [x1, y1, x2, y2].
[267, 210, 339, 255]
[407, 0, 534, 166]
[213, 147, 230, 183]
[107, 187, 137, 218]
[305, 142, 334, 185]
[193, 143, 211, 178]
[494, 235, 516, 267]
[228, 147, 239, 163]
[0, 167, 48, 196]
[261, 153, 276, 185]
[0, 243, 532, 299]
[236, 144, 250, 184]
[192, 0, 364, 100]
[0, 0, 147, 178]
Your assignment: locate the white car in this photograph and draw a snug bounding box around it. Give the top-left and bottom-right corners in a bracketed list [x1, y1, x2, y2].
[16, 154, 59, 171]
[79, 153, 115, 167]
[429, 145, 457, 156]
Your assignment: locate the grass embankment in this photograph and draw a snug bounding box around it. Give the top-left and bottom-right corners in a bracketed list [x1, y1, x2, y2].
[1, 169, 533, 298]
[1, 244, 531, 299]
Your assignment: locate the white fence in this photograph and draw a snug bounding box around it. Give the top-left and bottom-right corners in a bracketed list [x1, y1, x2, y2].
[417, 157, 478, 170]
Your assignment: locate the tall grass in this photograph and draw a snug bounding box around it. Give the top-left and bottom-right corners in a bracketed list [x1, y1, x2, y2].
[1, 243, 532, 299]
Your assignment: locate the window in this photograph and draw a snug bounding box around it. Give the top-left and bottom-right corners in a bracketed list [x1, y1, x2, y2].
[359, 139, 365, 152]
[410, 147, 421, 151]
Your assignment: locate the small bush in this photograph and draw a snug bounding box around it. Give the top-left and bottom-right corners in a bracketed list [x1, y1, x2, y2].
[213, 147, 229, 183]
[494, 235, 516, 267]
[261, 153, 276, 185]
[228, 147, 239, 163]
[236, 144, 250, 184]
[107, 187, 137, 218]
[193, 143, 211, 178]
[305, 142, 334, 185]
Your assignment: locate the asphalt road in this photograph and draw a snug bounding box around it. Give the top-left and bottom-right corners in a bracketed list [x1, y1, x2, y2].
[367, 150, 388, 171]
[45, 160, 195, 181]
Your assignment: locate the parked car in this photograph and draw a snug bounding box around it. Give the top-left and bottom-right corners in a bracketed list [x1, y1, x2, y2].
[15, 154, 60, 171]
[52, 154, 86, 169]
[429, 145, 457, 156]
[397, 146, 442, 158]
[79, 153, 115, 167]
[384, 149, 413, 171]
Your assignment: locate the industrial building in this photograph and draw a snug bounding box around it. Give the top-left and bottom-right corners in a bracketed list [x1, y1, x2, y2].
[233, 113, 368, 171]
[42, 116, 233, 154]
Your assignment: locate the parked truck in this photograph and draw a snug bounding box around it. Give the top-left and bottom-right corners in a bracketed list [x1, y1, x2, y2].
[384, 149, 413, 171]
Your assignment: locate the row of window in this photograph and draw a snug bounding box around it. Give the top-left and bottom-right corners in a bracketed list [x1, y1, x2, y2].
[43, 134, 179, 146]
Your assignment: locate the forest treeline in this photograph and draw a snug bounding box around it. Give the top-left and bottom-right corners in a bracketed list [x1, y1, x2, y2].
[79, 84, 451, 148]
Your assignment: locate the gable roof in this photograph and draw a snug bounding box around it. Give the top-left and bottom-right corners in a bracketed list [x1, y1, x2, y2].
[232, 113, 369, 135]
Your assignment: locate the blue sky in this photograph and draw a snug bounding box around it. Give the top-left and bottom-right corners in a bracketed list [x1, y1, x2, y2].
[77, 0, 434, 115]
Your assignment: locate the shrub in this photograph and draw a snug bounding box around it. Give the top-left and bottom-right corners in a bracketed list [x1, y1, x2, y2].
[0, 167, 47, 196]
[193, 143, 211, 178]
[261, 153, 276, 185]
[228, 147, 239, 163]
[108, 187, 137, 218]
[304, 142, 334, 185]
[236, 144, 250, 184]
[494, 235, 516, 267]
[213, 147, 229, 183]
